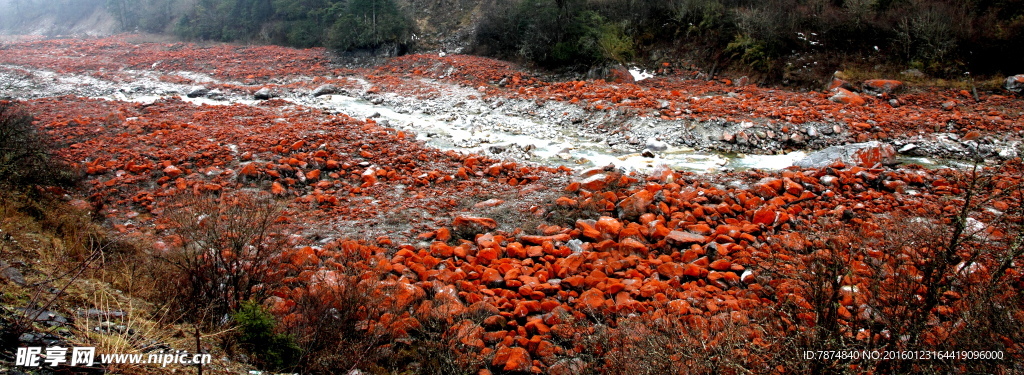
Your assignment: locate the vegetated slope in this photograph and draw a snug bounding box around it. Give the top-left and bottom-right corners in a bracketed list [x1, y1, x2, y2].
[7, 0, 1024, 83]
[0, 37, 1021, 374]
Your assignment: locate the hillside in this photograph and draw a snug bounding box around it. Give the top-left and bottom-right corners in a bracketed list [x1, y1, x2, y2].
[3, 0, 1024, 85]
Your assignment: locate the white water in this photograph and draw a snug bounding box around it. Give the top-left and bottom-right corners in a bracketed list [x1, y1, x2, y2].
[2, 64, 831, 173]
[317, 94, 806, 173]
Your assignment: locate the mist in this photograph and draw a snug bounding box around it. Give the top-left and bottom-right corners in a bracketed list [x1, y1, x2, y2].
[0, 0, 116, 36]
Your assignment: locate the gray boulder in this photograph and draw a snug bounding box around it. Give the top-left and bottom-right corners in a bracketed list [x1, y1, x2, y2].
[186, 86, 209, 98]
[253, 87, 278, 100]
[0, 261, 24, 285]
[645, 138, 669, 152]
[312, 84, 338, 97]
[795, 141, 897, 168]
[1006, 74, 1024, 93]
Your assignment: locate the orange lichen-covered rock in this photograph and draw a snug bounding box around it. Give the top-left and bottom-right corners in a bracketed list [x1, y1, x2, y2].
[163, 165, 182, 178]
[862, 79, 903, 96]
[453, 216, 498, 233]
[782, 178, 803, 196]
[752, 206, 778, 226]
[579, 174, 608, 191]
[474, 198, 505, 208]
[304, 169, 320, 180]
[595, 216, 623, 239]
[577, 288, 606, 310]
[477, 248, 499, 264]
[666, 230, 706, 246]
[449, 319, 486, 351]
[575, 219, 601, 240]
[709, 259, 732, 271]
[752, 178, 783, 198]
[435, 227, 452, 242]
[682, 263, 703, 277]
[492, 346, 532, 372]
[657, 262, 685, 278]
[829, 88, 865, 106]
[617, 189, 654, 220]
[239, 163, 259, 177]
[480, 267, 503, 285]
[271, 181, 286, 195]
[430, 242, 454, 257]
[618, 237, 649, 254]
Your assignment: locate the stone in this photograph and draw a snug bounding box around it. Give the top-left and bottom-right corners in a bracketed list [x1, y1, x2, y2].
[782, 178, 803, 196]
[579, 174, 607, 191]
[17, 308, 70, 326]
[312, 84, 338, 97]
[595, 216, 623, 239]
[482, 315, 507, 330]
[665, 231, 706, 245]
[450, 319, 485, 351]
[998, 144, 1019, 159]
[656, 262, 685, 278]
[162, 165, 182, 178]
[709, 259, 732, 271]
[492, 346, 532, 372]
[453, 216, 498, 234]
[829, 88, 865, 106]
[474, 199, 505, 208]
[575, 219, 601, 240]
[1005, 74, 1024, 93]
[646, 138, 669, 152]
[829, 77, 855, 91]
[76, 309, 126, 320]
[271, 182, 286, 195]
[186, 86, 209, 98]
[794, 141, 897, 168]
[861, 79, 903, 96]
[752, 206, 778, 226]
[0, 261, 25, 285]
[435, 227, 451, 242]
[578, 288, 606, 310]
[606, 65, 635, 84]
[254, 87, 278, 100]
[617, 190, 654, 221]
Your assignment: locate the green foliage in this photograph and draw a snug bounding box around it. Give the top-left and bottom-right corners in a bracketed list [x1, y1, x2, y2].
[475, 1, 638, 69]
[726, 34, 772, 71]
[172, 0, 411, 50]
[474, 0, 1024, 79]
[232, 301, 301, 371]
[327, 0, 412, 50]
[596, 20, 636, 64]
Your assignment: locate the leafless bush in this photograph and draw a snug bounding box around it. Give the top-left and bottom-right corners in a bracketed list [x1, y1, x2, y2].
[0, 100, 79, 189]
[544, 307, 769, 375]
[277, 240, 468, 374]
[156, 190, 286, 324]
[761, 163, 1024, 374]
